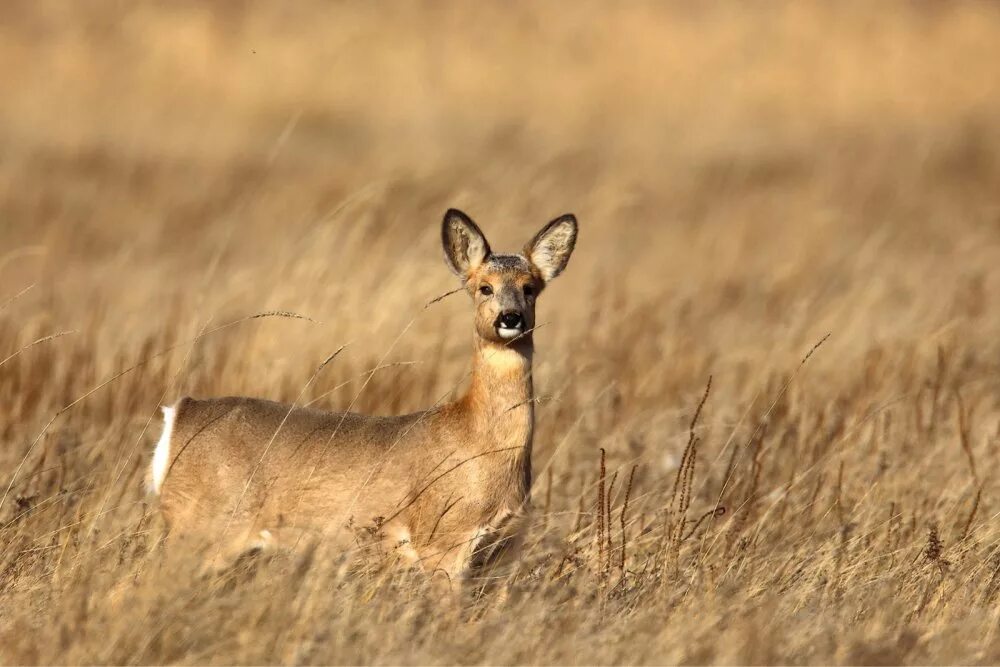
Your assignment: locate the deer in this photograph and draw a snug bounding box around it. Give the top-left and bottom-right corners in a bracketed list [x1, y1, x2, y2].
[147, 209, 577, 590]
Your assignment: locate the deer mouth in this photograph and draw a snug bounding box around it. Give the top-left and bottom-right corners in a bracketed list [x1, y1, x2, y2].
[497, 325, 523, 339]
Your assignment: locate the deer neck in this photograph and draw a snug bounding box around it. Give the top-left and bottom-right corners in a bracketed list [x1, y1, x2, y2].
[460, 337, 535, 491]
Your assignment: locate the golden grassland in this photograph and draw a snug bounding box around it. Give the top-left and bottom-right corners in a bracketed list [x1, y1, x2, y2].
[3, 2, 1000, 663]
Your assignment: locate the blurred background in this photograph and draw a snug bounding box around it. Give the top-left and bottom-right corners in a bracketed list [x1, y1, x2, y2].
[3, 2, 1000, 663]
[4, 2, 1000, 320]
[4, 1, 999, 387]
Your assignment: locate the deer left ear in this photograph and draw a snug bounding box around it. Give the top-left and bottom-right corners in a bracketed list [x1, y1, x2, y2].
[526, 214, 578, 282]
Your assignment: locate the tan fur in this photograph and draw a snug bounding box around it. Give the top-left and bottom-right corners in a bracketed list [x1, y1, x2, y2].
[152, 210, 577, 585]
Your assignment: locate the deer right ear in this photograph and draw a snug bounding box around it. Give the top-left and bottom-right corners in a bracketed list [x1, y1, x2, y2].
[442, 209, 491, 277]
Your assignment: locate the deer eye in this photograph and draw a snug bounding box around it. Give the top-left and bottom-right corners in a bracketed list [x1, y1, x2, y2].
[523, 284, 535, 298]
[479, 284, 494, 296]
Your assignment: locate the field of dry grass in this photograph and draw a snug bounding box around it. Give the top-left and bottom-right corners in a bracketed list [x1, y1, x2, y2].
[3, 2, 1000, 664]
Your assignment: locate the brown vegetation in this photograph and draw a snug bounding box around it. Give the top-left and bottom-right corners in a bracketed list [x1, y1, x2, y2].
[2, 2, 1000, 664]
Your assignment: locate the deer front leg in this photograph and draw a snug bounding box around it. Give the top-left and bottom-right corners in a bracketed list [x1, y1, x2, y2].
[425, 525, 522, 603]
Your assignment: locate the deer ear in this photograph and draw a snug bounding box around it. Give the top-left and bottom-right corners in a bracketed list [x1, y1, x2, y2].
[442, 209, 491, 277]
[526, 214, 577, 282]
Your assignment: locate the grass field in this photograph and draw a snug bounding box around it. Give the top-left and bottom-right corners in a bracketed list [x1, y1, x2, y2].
[3, 2, 1000, 664]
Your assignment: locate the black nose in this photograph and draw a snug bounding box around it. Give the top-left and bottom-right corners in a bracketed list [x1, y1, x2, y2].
[497, 311, 524, 329]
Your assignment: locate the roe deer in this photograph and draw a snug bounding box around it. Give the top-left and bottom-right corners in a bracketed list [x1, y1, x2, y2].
[148, 209, 577, 587]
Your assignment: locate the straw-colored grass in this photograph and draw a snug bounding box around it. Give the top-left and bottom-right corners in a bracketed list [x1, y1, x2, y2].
[3, 2, 1000, 663]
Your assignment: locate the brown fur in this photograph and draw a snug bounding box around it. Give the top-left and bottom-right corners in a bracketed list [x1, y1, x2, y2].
[153, 210, 577, 584]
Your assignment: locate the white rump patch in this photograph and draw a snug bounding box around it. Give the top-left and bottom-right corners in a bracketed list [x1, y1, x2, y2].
[253, 530, 275, 550]
[149, 406, 175, 494]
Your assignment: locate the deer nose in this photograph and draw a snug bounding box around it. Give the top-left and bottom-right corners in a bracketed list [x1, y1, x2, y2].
[497, 311, 524, 330]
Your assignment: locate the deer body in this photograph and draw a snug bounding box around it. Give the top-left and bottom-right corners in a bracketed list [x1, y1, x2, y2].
[150, 210, 576, 584]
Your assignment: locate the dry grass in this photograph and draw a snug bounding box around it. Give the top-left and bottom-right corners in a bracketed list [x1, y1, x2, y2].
[3, 2, 1000, 664]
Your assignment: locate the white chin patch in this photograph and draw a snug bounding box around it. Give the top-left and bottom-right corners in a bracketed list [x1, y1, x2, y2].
[497, 327, 523, 339]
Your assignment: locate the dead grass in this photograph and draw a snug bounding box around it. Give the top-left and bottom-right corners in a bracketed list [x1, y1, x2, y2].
[3, 1, 1000, 664]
